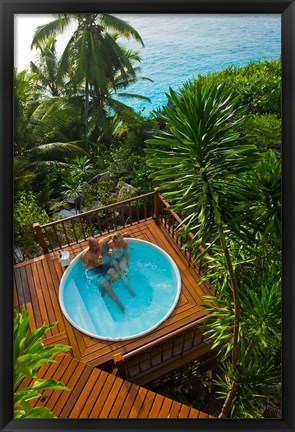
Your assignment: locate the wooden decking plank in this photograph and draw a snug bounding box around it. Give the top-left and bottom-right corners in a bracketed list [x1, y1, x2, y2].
[157, 397, 173, 418]
[91, 372, 116, 417]
[127, 385, 148, 418]
[43, 333, 70, 347]
[53, 256, 64, 286]
[168, 399, 182, 418]
[88, 372, 115, 418]
[196, 409, 210, 418]
[80, 370, 109, 418]
[46, 257, 63, 298]
[33, 358, 64, 408]
[63, 319, 86, 359]
[13, 272, 21, 311]
[148, 393, 165, 418]
[14, 267, 25, 310]
[137, 390, 156, 418]
[50, 358, 86, 417]
[69, 368, 102, 418]
[58, 363, 93, 418]
[117, 383, 140, 418]
[35, 260, 56, 336]
[98, 376, 124, 418]
[178, 404, 191, 418]
[30, 261, 52, 335]
[108, 379, 133, 418]
[189, 408, 202, 418]
[25, 264, 43, 329]
[41, 259, 63, 335]
[40, 355, 73, 410]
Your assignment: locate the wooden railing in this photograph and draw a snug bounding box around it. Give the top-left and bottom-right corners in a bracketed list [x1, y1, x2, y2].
[112, 317, 211, 385]
[33, 192, 155, 254]
[153, 192, 212, 287]
[33, 190, 212, 286]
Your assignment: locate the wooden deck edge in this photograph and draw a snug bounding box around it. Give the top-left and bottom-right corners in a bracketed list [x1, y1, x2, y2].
[126, 341, 213, 386]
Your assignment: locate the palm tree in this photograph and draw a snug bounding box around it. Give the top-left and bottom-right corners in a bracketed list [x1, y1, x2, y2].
[145, 78, 260, 417]
[31, 14, 145, 147]
[61, 176, 84, 214]
[14, 69, 87, 163]
[68, 155, 94, 181]
[30, 36, 62, 97]
[88, 47, 152, 149]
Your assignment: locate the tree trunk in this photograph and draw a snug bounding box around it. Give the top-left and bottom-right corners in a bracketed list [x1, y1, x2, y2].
[83, 80, 89, 152]
[215, 217, 241, 419]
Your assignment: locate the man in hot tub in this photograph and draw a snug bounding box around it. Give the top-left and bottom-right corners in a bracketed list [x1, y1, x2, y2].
[82, 236, 125, 312]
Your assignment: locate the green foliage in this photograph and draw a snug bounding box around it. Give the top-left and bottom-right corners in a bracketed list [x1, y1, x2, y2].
[82, 181, 117, 210]
[14, 306, 71, 418]
[61, 176, 85, 213]
[107, 141, 152, 192]
[68, 155, 95, 181]
[239, 150, 281, 249]
[14, 157, 36, 194]
[14, 191, 50, 260]
[241, 113, 281, 152]
[145, 76, 281, 418]
[199, 235, 281, 418]
[202, 59, 281, 115]
[214, 356, 281, 418]
[146, 78, 260, 252]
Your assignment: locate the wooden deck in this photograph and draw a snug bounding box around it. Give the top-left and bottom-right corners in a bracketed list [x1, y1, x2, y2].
[14, 219, 212, 367]
[14, 218, 214, 418]
[20, 353, 214, 419]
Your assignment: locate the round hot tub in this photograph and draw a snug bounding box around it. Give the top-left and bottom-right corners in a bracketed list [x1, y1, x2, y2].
[59, 238, 181, 341]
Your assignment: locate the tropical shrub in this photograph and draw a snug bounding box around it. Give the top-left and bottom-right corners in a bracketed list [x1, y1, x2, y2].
[145, 76, 281, 418]
[14, 306, 71, 418]
[202, 59, 281, 115]
[14, 191, 50, 261]
[241, 113, 281, 153]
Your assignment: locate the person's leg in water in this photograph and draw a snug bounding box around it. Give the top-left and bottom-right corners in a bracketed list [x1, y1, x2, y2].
[100, 277, 125, 312]
[118, 257, 135, 297]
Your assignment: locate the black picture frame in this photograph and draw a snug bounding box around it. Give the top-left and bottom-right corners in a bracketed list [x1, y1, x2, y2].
[1, 1, 294, 431]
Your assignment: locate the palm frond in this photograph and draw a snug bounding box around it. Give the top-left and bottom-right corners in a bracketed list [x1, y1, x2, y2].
[31, 15, 73, 49]
[100, 14, 144, 47]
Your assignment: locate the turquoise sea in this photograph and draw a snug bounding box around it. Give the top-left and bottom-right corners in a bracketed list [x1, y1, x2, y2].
[114, 14, 281, 114]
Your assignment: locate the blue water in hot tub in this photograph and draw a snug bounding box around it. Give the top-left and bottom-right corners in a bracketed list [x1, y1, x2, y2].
[60, 239, 181, 340]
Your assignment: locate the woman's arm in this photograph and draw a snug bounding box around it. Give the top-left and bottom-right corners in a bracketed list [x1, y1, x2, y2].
[124, 241, 130, 263]
[99, 234, 114, 247]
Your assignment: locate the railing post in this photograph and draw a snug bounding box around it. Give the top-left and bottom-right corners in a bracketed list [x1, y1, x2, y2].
[113, 353, 127, 379]
[33, 223, 49, 255]
[153, 188, 160, 223]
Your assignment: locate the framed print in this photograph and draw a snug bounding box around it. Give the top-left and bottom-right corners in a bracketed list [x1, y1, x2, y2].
[1, 1, 294, 431]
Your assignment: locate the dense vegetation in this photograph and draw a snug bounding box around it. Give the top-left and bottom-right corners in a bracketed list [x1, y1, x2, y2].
[14, 13, 281, 419]
[145, 76, 281, 418]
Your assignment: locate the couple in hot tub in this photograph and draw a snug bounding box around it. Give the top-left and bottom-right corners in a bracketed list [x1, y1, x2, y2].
[81, 233, 135, 312]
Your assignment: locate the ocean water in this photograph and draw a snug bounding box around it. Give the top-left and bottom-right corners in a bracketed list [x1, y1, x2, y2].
[15, 14, 281, 115]
[114, 14, 281, 114]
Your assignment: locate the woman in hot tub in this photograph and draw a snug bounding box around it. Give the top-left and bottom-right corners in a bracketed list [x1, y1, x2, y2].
[82, 236, 125, 312]
[107, 233, 135, 297]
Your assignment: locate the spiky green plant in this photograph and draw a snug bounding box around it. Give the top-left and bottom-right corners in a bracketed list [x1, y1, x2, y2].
[14, 306, 71, 418]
